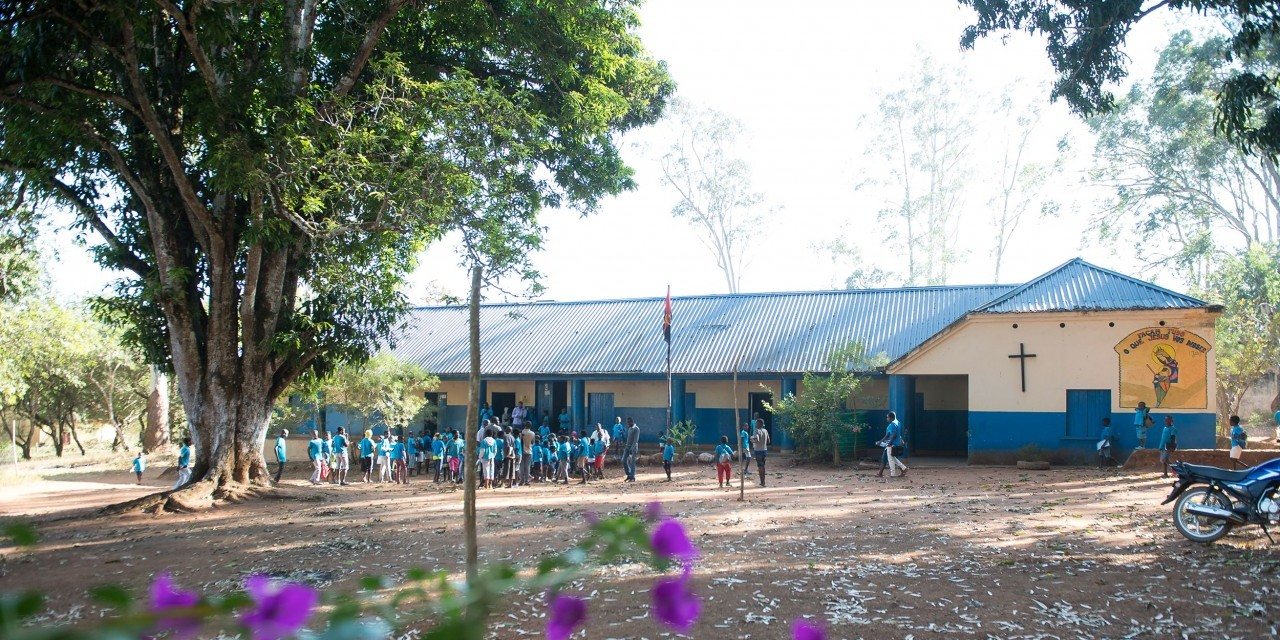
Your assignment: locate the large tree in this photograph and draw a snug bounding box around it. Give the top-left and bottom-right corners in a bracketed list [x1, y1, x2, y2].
[958, 0, 1280, 157]
[0, 1, 671, 507]
[1088, 29, 1280, 287]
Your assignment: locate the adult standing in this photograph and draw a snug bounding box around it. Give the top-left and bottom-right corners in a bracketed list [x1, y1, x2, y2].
[511, 401, 528, 428]
[1133, 401, 1151, 448]
[751, 420, 771, 487]
[273, 429, 289, 483]
[377, 433, 392, 483]
[876, 412, 907, 478]
[520, 422, 535, 486]
[173, 437, 192, 488]
[307, 431, 324, 485]
[332, 427, 350, 485]
[623, 417, 640, 482]
[1159, 415, 1178, 477]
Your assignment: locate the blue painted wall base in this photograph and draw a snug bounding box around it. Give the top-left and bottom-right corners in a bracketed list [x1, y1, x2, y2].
[969, 410, 1217, 464]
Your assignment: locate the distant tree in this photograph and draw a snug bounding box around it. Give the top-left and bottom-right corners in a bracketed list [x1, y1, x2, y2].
[277, 354, 437, 436]
[814, 237, 893, 290]
[958, 0, 1280, 157]
[659, 100, 767, 293]
[862, 57, 974, 285]
[0, 1, 671, 506]
[988, 96, 1063, 283]
[1088, 30, 1280, 288]
[1201, 244, 1280, 423]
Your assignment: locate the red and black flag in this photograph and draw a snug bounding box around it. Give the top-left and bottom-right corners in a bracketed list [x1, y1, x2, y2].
[662, 285, 673, 344]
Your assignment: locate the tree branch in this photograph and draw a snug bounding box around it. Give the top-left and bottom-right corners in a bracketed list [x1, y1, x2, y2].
[334, 0, 410, 98]
[154, 0, 222, 100]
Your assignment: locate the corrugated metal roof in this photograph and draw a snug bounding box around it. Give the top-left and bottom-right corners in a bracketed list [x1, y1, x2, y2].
[389, 258, 1209, 378]
[974, 258, 1207, 314]
[390, 285, 1015, 377]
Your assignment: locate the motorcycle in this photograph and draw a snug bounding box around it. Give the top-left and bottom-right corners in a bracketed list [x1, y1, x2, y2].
[1162, 457, 1280, 543]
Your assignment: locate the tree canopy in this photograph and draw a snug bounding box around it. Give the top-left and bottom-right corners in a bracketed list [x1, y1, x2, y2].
[959, 0, 1280, 157]
[0, 0, 672, 499]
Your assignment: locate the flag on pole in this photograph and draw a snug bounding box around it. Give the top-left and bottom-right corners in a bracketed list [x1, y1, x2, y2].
[662, 285, 673, 343]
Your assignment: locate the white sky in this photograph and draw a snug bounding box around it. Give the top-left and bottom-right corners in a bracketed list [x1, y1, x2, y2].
[44, 0, 1205, 304]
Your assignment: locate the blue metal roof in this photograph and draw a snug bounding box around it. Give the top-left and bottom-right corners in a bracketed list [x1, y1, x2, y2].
[389, 258, 1210, 378]
[974, 258, 1207, 314]
[391, 285, 1015, 377]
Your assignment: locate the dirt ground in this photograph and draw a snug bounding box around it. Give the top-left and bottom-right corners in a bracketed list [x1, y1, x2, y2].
[1, 456, 1277, 639]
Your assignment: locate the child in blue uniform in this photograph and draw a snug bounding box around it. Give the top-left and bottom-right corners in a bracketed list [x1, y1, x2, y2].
[358, 430, 375, 483]
[1229, 415, 1248, 469]
[131, 451, 146, 484]
[1159, 415, 1178, 477]
[714, 437, 734, 487]
[662, 438, 675, 481]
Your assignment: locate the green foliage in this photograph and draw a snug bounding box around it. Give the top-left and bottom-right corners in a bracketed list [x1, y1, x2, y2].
[1088, 29, 1280, 287]
[1200, 244, 1280, 420]
[959, 0, 1280, 157]
[3, 522, 37, 547]
[764, 342, 883, 462]
[278, 354, 437, 433]
[0, 512, 676, 640]
[665, 420, 697, 456]
[0, 0, 672, 472]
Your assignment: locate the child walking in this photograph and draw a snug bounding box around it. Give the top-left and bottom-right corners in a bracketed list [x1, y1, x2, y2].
[662, 438, 675, 481]
[132, 451, 146, 484]
[714, 436, 734, 488]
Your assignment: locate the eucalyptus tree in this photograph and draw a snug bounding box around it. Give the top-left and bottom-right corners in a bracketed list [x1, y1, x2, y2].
[0, 1, 671, 506]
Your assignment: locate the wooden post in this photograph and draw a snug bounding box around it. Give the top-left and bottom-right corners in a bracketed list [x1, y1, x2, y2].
[464, 265, 482, 583]
[735, 355, 745, 502]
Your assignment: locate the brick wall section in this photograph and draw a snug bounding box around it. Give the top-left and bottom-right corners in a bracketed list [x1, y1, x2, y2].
[1123, 448, 1280, 471]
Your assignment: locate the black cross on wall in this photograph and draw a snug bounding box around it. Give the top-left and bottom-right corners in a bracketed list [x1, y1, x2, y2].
[1008, 343, 1037, 392]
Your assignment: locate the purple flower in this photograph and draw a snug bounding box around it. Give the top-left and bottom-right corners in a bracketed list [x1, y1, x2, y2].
[791, 619, 826, 640]
[584, 510, 600, 526]
[546, 594, 587, 640]
[644, 501, 663, 521]
[650, 519, 699, 562]
[651, 568, 700, 632]
[239, 575, 318, 640]
[149, 574, 201, 638]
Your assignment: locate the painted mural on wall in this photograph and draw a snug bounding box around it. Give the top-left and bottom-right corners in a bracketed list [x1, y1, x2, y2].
[1114, 327, 1210, 409]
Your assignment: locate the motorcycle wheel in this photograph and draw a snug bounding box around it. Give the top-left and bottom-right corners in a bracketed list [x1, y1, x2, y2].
[1172, 486, 1234, 543]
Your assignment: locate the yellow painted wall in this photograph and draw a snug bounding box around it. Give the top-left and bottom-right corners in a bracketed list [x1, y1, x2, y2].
[585, 380, 668, 406]
[891, 310, 1218, 414]
[684, 379, 780, 408]
[483, 380, 535, 405]
[915, 375, 968, 410]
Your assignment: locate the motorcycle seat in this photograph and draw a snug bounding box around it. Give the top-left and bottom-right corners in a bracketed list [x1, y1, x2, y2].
[1178, 463, 1252, 483]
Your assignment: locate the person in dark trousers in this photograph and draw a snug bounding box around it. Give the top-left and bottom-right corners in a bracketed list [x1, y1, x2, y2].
[661, 438, 675, 481]
[623, 417, 640, 482]
[751, 421, 770, 486]
[273, 429, 288, 483]
[1159, 415, 1178, 477]
[738, 422, 753, 477]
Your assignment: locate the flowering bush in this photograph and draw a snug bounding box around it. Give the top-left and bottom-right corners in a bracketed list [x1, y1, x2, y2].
[0, 510, 826, 639]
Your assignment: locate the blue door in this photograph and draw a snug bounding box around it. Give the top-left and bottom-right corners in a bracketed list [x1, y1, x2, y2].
[1066, 389, 1110, 437]
[588, 393, 614, 429]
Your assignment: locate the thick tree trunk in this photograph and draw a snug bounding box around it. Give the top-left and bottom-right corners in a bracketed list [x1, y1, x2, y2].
[143, 367, 171, 452]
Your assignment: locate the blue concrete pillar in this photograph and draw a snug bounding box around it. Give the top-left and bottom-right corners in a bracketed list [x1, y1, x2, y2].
[778, 377, 798, 451]
[571, 379, 586, 431]
[671, 378, 687, 427]
[888, 374, 915, 439]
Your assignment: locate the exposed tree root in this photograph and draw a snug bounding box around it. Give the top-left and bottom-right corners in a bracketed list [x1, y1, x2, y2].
[97, 477, 273, 516]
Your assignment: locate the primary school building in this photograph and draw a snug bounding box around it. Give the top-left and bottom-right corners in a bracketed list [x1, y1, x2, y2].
[357, 258, 1220, 462]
